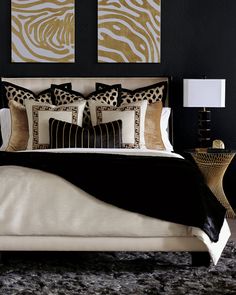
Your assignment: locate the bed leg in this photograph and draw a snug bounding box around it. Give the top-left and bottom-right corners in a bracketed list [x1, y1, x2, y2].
[190, 252, 211, 267]
[0, 252, 7, 265]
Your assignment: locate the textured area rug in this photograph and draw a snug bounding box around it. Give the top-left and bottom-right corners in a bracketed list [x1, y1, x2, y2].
[0, 241, 235, 295]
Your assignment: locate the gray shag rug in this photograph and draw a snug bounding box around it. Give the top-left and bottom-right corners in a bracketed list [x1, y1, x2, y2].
[0, 241, 235, 295]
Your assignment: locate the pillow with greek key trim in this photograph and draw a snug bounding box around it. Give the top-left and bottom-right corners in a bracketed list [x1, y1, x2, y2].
[1, 81, 72, 107]
[49, 118, 123, 149]
[89, 100, 147, 149]
[52, 85, 121, 127]
[25, 99, 86, 150]
[96, 82, 168, 150]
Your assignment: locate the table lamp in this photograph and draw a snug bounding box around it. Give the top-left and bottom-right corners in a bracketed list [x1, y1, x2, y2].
[183, 79, 225, 148]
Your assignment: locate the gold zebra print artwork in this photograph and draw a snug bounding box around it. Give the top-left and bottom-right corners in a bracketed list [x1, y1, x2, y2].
[98, 0, 161, 63]
[11, 0, 75, 63]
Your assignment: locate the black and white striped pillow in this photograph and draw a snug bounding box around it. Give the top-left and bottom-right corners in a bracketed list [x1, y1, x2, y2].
[49, 118, 122, 149]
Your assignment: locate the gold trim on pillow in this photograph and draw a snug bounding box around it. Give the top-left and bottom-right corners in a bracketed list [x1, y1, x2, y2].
[32, 105, 79, 149]
[96, 105, 141, 148]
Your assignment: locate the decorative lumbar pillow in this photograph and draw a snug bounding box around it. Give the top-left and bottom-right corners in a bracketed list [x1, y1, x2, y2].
[6, 100, 29, 151]
[1, 81, 72, 107]
[25, 99, 86, 150]
[49, 118, 123, 149]
[52, 85, 121, 127]
[89, 100, 147, 148]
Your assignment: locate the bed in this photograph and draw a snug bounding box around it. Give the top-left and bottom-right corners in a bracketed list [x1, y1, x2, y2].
[0, 76, 231, 266]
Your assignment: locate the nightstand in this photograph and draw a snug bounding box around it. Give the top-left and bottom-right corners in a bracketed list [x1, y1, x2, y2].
[188, 150, 236, 218]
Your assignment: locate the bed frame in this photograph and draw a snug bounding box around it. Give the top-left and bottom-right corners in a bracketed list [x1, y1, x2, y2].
[0, 77, 230, 266]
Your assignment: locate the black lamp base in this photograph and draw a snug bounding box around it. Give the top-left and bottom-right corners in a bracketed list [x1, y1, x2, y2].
[198, 109, 211, 148]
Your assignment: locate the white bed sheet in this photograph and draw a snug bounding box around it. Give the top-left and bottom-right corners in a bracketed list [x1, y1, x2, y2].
[0, 108, 11, 151]
[20, 147, 182, 157]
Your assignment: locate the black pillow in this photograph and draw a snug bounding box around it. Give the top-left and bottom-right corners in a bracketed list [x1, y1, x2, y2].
[0, 81, 72, 108]
[49, 118, 123, 149]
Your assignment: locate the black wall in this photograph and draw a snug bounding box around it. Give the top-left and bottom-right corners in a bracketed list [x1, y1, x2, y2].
[0, 0, 236, 205]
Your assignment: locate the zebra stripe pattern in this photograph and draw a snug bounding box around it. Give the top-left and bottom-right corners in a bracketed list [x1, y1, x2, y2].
[11, 0, 75, 63]
[98, 0, 161, 63]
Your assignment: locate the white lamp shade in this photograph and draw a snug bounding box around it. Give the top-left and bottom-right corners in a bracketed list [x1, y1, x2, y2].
[183, 79, 225, 108]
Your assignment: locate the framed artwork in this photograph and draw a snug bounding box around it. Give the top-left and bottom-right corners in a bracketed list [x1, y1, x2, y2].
[98, 0, 161, 63]
[11, 0, 75, 63]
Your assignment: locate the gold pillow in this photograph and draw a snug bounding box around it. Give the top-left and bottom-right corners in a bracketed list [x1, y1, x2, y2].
[144, 101, 165, 150]
[6, 100, 29, 151]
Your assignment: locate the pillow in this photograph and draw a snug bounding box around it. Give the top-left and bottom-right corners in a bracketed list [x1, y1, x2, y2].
[96, 81, 168, 105]
[6, 100, 29, 151]
[144, 101, 165, 150]
[161, 107, 173, 151]
[96, 82, 168, 150]
[0, 108, 11, 150]
[25, 99, 86, 150]
[120, 82, 167, 105]
[52, 85, 121, 127]
[49, 118, 123, 149]
[1, 81, 72, 107]
[89, 100, 147, 148]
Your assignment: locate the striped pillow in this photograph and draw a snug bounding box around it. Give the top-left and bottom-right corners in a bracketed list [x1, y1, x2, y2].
[49, 118, 122, 149]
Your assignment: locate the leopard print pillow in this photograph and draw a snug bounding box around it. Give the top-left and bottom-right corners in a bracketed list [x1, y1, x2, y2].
[52, 85, 120, 126]
[1, 82, 72, 107]
[52, 87, 84, 105]
[96, 81, 168, 105]
[120, 82, 168, 105]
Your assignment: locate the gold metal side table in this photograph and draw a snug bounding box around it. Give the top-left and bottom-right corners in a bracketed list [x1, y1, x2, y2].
[188, 150, 236, 218]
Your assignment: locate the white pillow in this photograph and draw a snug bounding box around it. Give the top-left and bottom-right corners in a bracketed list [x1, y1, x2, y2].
[161, 107, 173, 151]
[89, 100, 147, 148]
[25, 99, 86, 150]
[0, 108, 11, 151]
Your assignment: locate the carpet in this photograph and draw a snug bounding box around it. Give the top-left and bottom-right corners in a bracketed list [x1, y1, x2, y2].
[0, 242, 235, 295]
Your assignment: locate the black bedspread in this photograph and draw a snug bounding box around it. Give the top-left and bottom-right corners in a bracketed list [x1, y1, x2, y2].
[0, 151, 226, 242]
